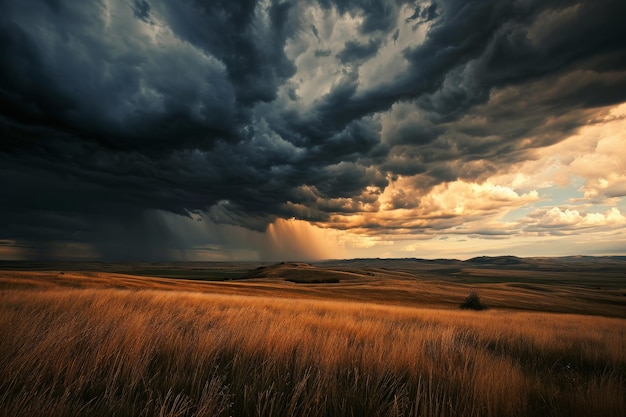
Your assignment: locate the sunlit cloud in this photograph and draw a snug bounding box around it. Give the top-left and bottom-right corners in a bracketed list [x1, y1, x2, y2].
[314, 101, 626, 258]
[492, 103, 626, 201]
[325, 179, 539, 234]
[522, 207, 626, 234]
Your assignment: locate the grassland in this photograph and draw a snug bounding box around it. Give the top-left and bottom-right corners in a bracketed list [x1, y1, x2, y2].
[0, 257, 625, 416]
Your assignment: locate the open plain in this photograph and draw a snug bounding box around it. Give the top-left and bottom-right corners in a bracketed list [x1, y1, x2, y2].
[1, 256, 625, 416]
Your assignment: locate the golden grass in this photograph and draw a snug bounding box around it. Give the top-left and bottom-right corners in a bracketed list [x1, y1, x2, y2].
[1, 284, 625, 417]
[2, 267, 623, 318]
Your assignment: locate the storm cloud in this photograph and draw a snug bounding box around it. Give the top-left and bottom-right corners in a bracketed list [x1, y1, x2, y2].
[1, 0, 625, 260]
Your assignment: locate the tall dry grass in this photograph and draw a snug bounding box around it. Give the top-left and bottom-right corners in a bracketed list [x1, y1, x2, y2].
[1, 288, 624, 417]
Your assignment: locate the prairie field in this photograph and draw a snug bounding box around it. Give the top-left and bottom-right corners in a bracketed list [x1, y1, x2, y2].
[0, 258, 625, 417]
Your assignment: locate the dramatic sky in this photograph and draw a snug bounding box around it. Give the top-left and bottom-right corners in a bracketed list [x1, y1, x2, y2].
[1, 0, 626, 261]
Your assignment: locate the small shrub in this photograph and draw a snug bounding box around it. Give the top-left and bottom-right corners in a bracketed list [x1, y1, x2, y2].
[460, 291, 487, 310]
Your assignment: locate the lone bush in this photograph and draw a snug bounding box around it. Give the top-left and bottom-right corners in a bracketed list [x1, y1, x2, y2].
[460, 291, 486, 310]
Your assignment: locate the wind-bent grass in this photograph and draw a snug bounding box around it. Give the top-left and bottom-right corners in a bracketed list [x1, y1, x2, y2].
[1, 288, 625, 417]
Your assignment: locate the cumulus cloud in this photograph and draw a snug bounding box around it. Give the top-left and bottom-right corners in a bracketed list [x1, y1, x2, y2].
[1, 0, 625, 260]
[522, 207, 626, 235]
[489, 103, 626, 202]
[324, 179, 539, 236]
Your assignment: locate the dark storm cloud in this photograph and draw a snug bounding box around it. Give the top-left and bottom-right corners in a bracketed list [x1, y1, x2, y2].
[336, 38, 383, 64]
[0, 1, 238, 154]
[413, 0, 626, 122]
[314, 48, 333, 57]
[322, 0, 626, 128]
[161, 0, 296, 107]
[132, 0, 152, 23]
[406, 2, 438, 26]
[311, 24, 321, 42]
[308, 118, 384, 165]
[318, 0, 401, 33]
[1, 0, 625, 259]
[304, 0, 626, 182]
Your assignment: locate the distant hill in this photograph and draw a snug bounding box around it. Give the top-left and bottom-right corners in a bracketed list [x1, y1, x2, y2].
[464, 256, 527, 266]
[242, 262, 365, 283]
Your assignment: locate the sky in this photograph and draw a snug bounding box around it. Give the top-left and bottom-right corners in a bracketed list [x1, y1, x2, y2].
[1, 0, 625, 262]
